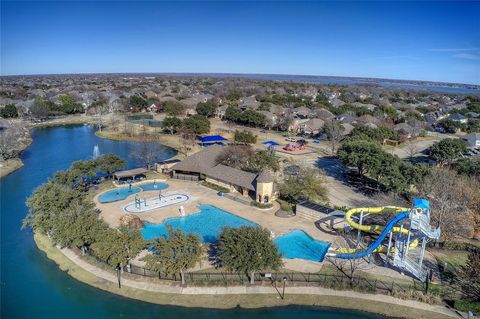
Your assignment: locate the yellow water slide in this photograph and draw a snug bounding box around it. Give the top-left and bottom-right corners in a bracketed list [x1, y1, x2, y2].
[334, 206, 418, 254]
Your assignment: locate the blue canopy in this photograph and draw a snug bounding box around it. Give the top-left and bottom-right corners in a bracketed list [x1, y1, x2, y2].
[262, 140, 280, 147]
[413, 198, 430, 210]
[199, 135, 228, 143]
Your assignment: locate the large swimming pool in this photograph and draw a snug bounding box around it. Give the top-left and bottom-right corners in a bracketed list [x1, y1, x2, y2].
[274, 230, 330, 262]
[141, 204, 256, 243]
[141, 205, 330, 262]
[98, 186, 142, 203]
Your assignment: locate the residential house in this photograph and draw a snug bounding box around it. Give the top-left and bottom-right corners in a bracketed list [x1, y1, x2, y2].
[341, 123, 354, 136]
[330, 98, 345, 107]
[424, 111, 448, 125]
[239, 96, 260, 110]
[352, 102, 377, 111]
[258, 111, 277, 128]
[270, 104, 286, 116]
[394, 123, 422, 139]
[357, 115, 382, 127]
[214, 105, 229, 119]
[314, 108, 335, 121]
[448, 113, 468, 124]
[336, 113, 358, 124]
[292, 106, 312, 119]
[298, 118, 325, 135]
[463, 133, 480, 147]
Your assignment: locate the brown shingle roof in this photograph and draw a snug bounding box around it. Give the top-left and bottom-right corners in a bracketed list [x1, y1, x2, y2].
[171, 145, 224, 174]
[257, 169, 274, 183]
[205, 164, 257, 191]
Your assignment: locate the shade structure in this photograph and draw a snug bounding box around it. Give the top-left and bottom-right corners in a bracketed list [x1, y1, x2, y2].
[262, 140, 280, 147]
[199, 135, 228, 144]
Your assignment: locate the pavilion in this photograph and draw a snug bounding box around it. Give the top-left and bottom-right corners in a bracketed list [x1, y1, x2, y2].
[113, 167, 149, 182]
[198, 135, 228, 147]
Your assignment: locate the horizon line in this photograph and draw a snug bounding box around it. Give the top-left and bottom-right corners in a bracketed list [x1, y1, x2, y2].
[1, 71, 479, 88]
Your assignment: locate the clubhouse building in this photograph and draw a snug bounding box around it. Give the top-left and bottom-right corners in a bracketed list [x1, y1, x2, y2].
[171, 145, 275, 203]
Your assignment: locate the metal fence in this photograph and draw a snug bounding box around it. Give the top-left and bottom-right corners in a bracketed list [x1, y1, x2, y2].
[83, 246, 420, 294]
[123, 263, 414, 293]
[172, 174, 199, 181]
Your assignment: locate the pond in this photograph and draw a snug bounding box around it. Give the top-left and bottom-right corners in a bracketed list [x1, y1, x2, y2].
[0, 124, 388, 319]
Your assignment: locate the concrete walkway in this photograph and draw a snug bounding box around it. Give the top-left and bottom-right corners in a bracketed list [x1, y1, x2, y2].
[60, 247, 459, 318]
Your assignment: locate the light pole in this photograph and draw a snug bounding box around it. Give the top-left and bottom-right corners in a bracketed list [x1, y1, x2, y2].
[282, 276, 287, 299]
[116, 264, 122, 289]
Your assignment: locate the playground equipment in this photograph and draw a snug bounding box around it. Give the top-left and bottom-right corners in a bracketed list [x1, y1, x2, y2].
[327, 198, 440, 281]
[283, 140, 307, 152]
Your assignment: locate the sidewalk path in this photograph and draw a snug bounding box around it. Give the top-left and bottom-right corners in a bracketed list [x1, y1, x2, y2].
[60, 247, 459, 318]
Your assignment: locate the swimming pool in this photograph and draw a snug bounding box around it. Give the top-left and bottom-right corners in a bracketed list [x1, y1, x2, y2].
[274, 230, 330, 262]
[138, 181, 169, 192]
[141, 204, 256, 243]
[98, 186, 141, 203]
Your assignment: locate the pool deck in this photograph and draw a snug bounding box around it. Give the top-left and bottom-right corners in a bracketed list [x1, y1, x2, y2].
[96, 179, 340, 272]
[95, 179, 434, 278]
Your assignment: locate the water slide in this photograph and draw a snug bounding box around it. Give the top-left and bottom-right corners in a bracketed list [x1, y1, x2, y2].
[327, 206, 418, 259]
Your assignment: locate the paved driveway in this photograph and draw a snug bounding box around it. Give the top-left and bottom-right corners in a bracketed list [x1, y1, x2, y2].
[312, 157, 375, 208]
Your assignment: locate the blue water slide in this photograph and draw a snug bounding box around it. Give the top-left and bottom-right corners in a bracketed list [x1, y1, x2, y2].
[334, 211, 409, 259]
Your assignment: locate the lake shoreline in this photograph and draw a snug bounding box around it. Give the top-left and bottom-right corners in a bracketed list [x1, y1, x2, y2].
[34, 233, 457, 319]
[0, 115, 181, 179]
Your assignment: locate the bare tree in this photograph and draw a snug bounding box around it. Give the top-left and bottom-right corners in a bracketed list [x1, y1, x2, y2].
[179, 130, 196, 158]
[276, 110, 294, 131]
[215, 145, 254, 168]
[405, 139, 420, 160]
[0, 123, 22, 162]
[324, 119, 344, 155]
[327, 230, 370, 286]
[417, 167, 473, 242]
[107, 114, 120, 132]
[134, 138, 161, 169]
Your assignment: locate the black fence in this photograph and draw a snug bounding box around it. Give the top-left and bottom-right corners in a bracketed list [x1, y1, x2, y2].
[123, 264, 414, 293]
[172, 174, 199, 181]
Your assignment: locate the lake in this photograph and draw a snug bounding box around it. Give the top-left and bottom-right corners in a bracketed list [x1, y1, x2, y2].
[0, 125, 388, 319]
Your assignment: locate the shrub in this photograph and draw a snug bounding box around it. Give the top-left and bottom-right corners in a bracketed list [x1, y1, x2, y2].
[201, 181, 230, 193]
[276, 199, 293, 212]
[250, 201, 273, 209]
[454, 299, 480, 313]
[390, 289, 442, 305]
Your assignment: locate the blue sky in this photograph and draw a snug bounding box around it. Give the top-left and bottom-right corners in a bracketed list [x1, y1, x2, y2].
[1, 1, 479, 84]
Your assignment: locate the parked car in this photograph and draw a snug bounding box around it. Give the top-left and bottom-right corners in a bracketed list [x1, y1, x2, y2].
[285, 137, 296, 142]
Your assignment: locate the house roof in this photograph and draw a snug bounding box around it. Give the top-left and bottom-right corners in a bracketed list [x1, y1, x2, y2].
[205, 164, 257, 191]
[257, 169, 274, 183]
[314, 108, 335, 120]
[171, 145, 224, 174]
[113, 167, 149, 179]
[449, 113, 467, 121]
[293, 106, 311, 115]
[464, 132, 480, 141]
[302, 118, 325, 131]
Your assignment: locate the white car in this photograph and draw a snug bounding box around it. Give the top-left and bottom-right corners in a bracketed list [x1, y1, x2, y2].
[285, 137, 296, 142]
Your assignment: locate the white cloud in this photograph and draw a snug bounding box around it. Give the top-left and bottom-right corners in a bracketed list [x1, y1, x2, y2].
[428, 48, 479, 52]
[453, 53, 480, 61]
